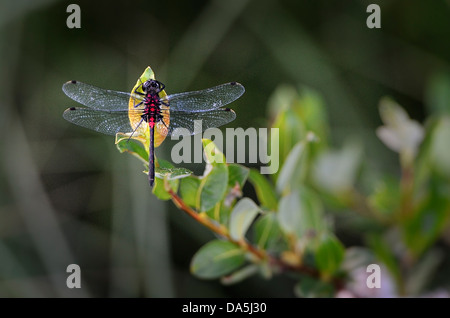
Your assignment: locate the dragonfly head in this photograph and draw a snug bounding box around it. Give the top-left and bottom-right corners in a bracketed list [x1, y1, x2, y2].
[142, 79, 165, 94]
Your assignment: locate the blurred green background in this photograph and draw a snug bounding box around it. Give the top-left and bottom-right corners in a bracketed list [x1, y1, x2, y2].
[0, 0, 449, 297]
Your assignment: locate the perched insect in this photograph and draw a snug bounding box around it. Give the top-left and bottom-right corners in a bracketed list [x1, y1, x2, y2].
[62, 72, 245, 187]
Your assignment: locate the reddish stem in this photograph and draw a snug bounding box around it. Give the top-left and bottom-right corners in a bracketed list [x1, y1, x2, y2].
[167, 187, 345, 291]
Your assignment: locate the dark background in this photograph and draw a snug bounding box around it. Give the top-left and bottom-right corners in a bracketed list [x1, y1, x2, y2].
[0, 0, 449, 297]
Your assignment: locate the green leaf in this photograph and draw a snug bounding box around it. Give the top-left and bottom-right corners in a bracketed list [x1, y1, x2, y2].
[197, 140, 229, 211]
[221, 264, 259, 285]
[267, 84, 299, 119]
[268, 85, 328, 175]
[202, 139, 226, 165]
[135, 66, 155, 84]
[228, 163, 250, 188]
[190, 240, 246, 279]
[376, 97, 424, 165]
[268, 85, 304, 175]
[155, 158, 192, 179]
[271, 109, 305, 176]
[368, 176, 401, 217]
[205, 201, 230, 224]
[278, 187, 324, 238]
[429, 116, 450, 178]
[425, 71, 450, 115]
[253, 212, 285, 251]
[229, 198, 260, 241]
[180, 176, 201, 207]
[402, 173, 450, 257]
[151, 159, 180, 200]
[367, 234, 402, 287]
[115, 133, 148, 164]
[295, 86, 329, 146]
[314, 233, 345, 277]
[294, 276, 334, 298]
[248, 169, 278, 210]
[197, 163, 228, 212]
[276, 140, 305, 193]
[276, 136, 315, 194]
[312, 140, 362, 194]
[155, 166, 192, 180]
[152, 177, 178, 200]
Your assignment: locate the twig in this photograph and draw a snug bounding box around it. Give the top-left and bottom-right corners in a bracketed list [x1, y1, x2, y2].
[167, 187, 345, 291]
[399, 164, 414, 220]
[168, 187, 266, 260]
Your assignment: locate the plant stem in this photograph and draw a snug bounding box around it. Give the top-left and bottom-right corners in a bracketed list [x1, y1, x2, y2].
[399, 164, 414, 220]
[167, 187, 345, 291]
[168, 188, 266, 259]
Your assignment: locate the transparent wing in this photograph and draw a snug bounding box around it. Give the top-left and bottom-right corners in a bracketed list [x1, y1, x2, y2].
[163, 82, 244, 112]
[63, 107, 141, 135]
[62, 80, 142, 111]
[167, 108, 236, 136]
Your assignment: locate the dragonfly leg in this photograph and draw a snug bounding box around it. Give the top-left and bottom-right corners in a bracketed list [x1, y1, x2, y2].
[133, 101, 143, 108]
[132, 84, 145, 108]
[127, 117, 145, 141]
[160, 116, 169, 129]
[133, 80, 146, 96]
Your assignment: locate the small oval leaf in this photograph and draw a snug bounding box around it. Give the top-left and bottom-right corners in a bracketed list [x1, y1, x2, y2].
[376, 97, 424, 164]
[196, 139, 229, 211]
[202, 139, 226, 165]
[115, 133, 148, 163]
[276, 140, 305, 194]
[180, 176, 201, 207]
[229, 198, 260, 241]
[275, 135, 316, 194]
[278, 187, 324, 238]
[254, 212, 285, 251]
[190, 240, 246, 279]
[228, 163, 250, 188]
[312, 140, 362, 194]
[197, 164, 228, 211]
[220, 264, 259, 285]
[315, 233, 345, 277]
[152, 177, 178, 200]
[248, 169, 278, 210]
[155, 166, 192, 180]
[278, 191, 302, 236]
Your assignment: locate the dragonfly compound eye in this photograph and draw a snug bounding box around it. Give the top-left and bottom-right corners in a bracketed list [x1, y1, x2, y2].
[142, 81, 150, 90]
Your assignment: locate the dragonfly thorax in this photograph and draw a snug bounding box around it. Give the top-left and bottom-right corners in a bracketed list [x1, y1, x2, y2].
[140, 80, 166, 129]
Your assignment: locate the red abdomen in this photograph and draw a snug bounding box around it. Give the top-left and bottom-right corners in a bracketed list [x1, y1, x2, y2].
[144, 93, 161, 129]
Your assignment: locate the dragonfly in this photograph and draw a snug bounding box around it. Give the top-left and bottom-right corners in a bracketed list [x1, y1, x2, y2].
[62, 75, 245, 187]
